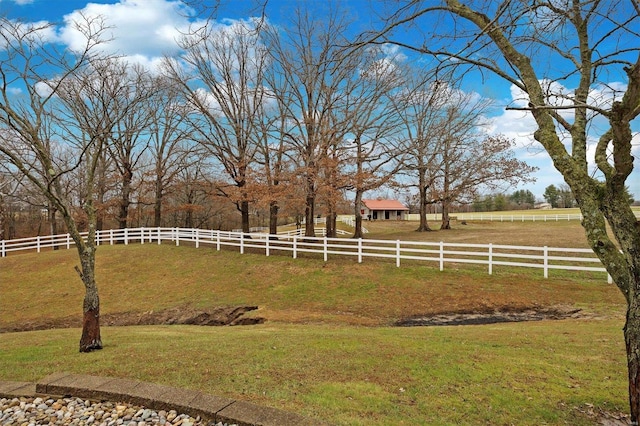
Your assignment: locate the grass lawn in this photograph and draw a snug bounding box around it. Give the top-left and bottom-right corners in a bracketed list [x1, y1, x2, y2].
[0, 219, 631, 425]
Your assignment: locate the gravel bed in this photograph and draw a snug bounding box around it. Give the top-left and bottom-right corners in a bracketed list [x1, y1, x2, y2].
[0, 396, 237, 426]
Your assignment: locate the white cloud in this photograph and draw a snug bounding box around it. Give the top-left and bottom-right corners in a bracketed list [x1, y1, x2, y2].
[57, 0, 197, 68]
[0, 19, 57, 51]
[2, 0, 35, 4]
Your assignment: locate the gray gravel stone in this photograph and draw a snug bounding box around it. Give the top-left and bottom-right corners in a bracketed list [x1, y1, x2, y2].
[0, 397, 239, 426]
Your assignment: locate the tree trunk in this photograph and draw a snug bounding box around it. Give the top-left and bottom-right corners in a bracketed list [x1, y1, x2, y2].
[240, 200, 250, 234]
[304, 194, 316, 238]
[353, 189, 364, 239]
[269, 200, 279, 238]
[49, 207, 59, 250]
[416, 169, 432, 232]
[441, 199, 451, 230]
[76, 251, 102, 353]
[153, 178, 163, 227]
[325, 211, 337, 238]
[119, 170, 132, 229]
[625, 299, 640, 423]
[80, 303, 102, 353]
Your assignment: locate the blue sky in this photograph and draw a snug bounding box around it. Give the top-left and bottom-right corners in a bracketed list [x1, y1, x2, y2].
[1, 0, 638, 200]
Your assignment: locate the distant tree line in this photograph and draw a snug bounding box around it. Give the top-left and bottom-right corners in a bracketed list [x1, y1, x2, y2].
[0, 4, 534, 351]
[0, 8, 535, 243]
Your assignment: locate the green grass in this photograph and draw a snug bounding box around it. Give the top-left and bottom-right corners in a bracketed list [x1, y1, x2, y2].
[0, 321, 627, 425]
[0, 219, 632, 425]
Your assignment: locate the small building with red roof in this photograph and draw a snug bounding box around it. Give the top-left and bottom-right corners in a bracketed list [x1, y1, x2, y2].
[361, 199, 409, 221]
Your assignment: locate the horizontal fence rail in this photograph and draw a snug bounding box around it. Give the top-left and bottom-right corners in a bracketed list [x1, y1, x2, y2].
[457, 213, 584, 222]
[454, 211, 640, 222]
[0, 227, 612, 282]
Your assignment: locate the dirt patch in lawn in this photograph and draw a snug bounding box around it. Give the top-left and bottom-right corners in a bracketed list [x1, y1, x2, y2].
[0, 305, 265, 333]
[2, 305, 598, 333]
[395, 305, 591, 327]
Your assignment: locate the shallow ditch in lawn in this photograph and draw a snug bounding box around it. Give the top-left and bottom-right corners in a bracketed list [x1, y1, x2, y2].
[394, 305, 590, 327]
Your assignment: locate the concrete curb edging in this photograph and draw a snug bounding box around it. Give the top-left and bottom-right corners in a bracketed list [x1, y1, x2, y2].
[0, 373, 324, 426]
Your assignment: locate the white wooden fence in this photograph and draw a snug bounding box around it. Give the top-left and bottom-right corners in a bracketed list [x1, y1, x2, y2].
[457, 213, 584, 222]
[0, 227, 612, 282]
[405, 211, 640, 222]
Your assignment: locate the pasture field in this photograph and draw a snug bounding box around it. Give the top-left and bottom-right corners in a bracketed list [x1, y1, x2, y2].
[0, 219, 631, 425]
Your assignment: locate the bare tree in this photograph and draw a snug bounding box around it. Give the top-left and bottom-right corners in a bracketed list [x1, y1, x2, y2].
[419, 89, 537, 229]
[437, 132, 536, 229]
[252, 93, 291, 237]
[144, 76, 197, 227]
[393, 76, 451, 232]
[0, 16, 114, 352]
[104, 64, 156, 231]
[344, 46, 406, 238]
[165, 18, 268, 233]
[369, 0, 640, 419]
[264, 3, 360, 237]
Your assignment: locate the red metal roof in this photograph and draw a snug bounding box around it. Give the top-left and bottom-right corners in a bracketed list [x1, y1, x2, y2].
[362, 199, 409, 210]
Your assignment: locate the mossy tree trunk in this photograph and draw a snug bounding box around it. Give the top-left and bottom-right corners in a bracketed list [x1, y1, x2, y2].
[443, 1, 640, 420]
[374, 0, 640, 419]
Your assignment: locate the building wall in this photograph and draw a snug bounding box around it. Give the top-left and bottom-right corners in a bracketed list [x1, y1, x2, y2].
[361, 207, 407, 220]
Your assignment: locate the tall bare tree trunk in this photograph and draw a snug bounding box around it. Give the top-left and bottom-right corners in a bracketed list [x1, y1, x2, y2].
[49, 207, 59, 250]
[153, 177, 163, 227]
[76, 254, 102, 352]
[441, 202, 451, 230]
[269, 201, 279, 237]
[416, 169, 432, 232]
[118, 168, 132, 230]
[626, 302, 640, 422]
[353, 189, 365, 239]
[240, 199, 250, 233]
[304, 177, 316, 237]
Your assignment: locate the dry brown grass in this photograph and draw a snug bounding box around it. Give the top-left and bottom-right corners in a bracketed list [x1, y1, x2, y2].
[362, 219, 593, 247]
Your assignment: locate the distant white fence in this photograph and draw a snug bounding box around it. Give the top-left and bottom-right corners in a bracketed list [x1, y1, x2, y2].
[406, 211, 640, 222]
[0, 227, 612, 283]
[457, 213, 584, 222]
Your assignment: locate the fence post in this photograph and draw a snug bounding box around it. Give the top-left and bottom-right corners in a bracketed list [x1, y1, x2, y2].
[140, 228, 144, 245]
[396, 240, 400, 267]
[266, 235, 270, 257]
[67, 234, 71, 249]
[324, 236, 328, 262]
[358, 238, 362, 263]
[195, 229, 199, 249]
[110, 229, 114, 245]
[216, 231, 221, 251]
[124, 228, 129, 245]
[440, 241, 444, 271]
[293, 235, 297, 259]
[488, 243, 493, 275]
[157, 227, 161, 245]
[175, 228, 179, 246]
[240, 233, 244, 254]
[543, 246, 548, 278]
[1, 239, 4, 257]
[608, 274, 613, 284]
[37, 235, 41, 253]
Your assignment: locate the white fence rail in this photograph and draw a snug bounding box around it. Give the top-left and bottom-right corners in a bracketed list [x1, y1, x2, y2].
[457, 213, 584, 222]
[405, 211, 640, 222]
[0, 227, 611, 282]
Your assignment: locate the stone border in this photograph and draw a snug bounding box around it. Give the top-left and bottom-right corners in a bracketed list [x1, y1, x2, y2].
[0, 373, 324, 426]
